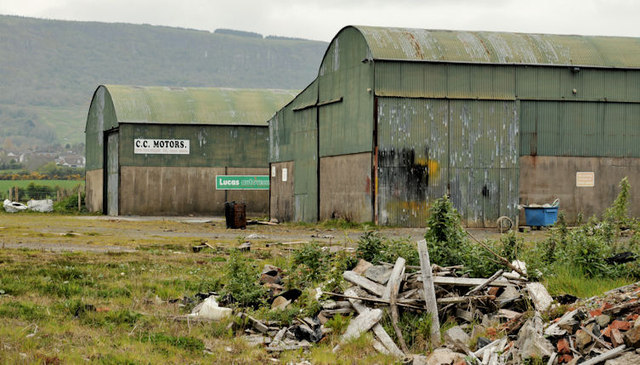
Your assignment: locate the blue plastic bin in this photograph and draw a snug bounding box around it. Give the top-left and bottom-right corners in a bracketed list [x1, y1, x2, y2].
[524, 206, 559, 227]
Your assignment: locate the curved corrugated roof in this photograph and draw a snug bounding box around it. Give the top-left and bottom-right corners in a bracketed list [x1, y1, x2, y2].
[351, 26, 640, 68]
[104, 85, 298, 126]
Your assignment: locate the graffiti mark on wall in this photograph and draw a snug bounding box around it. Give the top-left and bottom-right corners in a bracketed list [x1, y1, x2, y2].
[378, 147, 441, 225]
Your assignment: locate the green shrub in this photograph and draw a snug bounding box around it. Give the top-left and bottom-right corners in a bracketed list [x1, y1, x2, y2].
[53, 192, 87, 213]
[424, 196, 500, 277]
[376, 237, 420, 267]
[356, 230, 384, 264]
[604, 177, 632, 230]
[424, 196, 469, 268]
[220, 250, 267, 308]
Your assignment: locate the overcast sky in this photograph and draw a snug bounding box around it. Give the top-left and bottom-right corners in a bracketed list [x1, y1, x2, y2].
[2, 0, 639, 41]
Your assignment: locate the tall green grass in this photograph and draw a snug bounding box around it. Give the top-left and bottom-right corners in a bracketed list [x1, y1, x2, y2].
[542, 264, 634, 298]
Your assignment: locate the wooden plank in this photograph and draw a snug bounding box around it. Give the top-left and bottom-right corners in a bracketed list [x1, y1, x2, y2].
[332, 308, 383, 353]
[417, 239, 441, 347]
[323, 291, 424, 311]
[345, 287, 404, 358]
[580, 345, 626, 365]
[383, 257, 409, 353]
[466, 269, 504, 296]
[430, 276, 511, 287]
[437, 295, 495, 304]
[343, 271, 385, 297]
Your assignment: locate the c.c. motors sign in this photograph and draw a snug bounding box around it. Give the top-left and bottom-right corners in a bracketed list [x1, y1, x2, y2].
[134, 139, 190, 154]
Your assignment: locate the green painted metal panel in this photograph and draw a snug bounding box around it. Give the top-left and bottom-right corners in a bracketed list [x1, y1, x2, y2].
[292, 107, 318, 222]
[318, 27, 374, 157]
[118, 124, 268, 167]
[375, 62, 447, 98]
[269, 80, 317, 163]
[376, 62, 515, 100]
[377, 97, 449, 226]
[521, 101, 640, 157]
[446, 64, 516, 100]
[85, 86, 118, 171]
[105, 85, 297, 126]
[352, 26, 640, 68]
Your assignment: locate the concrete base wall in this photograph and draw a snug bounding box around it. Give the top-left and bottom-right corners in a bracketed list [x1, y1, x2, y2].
[119, 166, 268, 216]
[270, 161, 294, 222]
[85, 169, 103, 213]
[519, 156, 640, 224]
[320, 153, 372, 223]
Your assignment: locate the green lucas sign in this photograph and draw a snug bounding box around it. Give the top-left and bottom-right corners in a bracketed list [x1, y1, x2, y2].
[216, 175, 269, 190]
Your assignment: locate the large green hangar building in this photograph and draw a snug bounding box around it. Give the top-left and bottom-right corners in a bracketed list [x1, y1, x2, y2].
[86, 85, 296, 216]
[269, 26, 640, 227]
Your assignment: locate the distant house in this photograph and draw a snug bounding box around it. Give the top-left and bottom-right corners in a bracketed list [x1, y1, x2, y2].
[56, 155, 86, 168]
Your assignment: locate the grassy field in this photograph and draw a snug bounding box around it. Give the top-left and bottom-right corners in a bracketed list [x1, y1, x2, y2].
[0, 180, 83, 200]
[0, 213, 636, 363]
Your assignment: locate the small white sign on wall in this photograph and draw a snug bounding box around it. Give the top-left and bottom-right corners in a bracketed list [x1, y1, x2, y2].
[576, 172, 595, 187]
[271, 166, 277, 177]
[282, 168, 288, 182]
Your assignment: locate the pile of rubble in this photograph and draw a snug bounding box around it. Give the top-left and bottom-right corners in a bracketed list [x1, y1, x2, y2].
[183, 239, 640, 364]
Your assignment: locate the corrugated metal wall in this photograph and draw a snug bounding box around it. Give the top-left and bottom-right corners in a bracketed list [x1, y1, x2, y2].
[377, 98, 449, 226]
[318, 27, 374, 157]
[377, 98, 519, 227]
[375, 61, 519, 227]
[269, 81, 319, 222]
[268, 26, 640, 227]
[118, 124, 268, 168]
[448, 100, 519, 227]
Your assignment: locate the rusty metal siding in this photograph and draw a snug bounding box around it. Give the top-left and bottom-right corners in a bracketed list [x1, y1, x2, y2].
[318, 27, 374, 157]
[520, 101, 640, 158]
[377, 98, 449, 226]
[354, 26, 640, 68]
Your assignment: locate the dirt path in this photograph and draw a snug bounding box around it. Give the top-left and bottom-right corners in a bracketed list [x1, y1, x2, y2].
[0, 214, 549, 253]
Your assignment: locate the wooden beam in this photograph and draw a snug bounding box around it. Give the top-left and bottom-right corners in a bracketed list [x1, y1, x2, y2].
[383, 257, 409, 353]
[343, 271, 385, 297]
[431, 276, 511, 287]
[417, 239, 441, 347]
[345, 287, 404, 358]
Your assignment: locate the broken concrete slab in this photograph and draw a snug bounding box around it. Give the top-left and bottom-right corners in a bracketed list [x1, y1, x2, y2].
[352, 259, 373, 275]
[425, 348, 466, 365]
[443, 326, 470, 351]
[516, 313, 554, 360]
[526, 282, 554, 312]
[365, 265, 393, 285]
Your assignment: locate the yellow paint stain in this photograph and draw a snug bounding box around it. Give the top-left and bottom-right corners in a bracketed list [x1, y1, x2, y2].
[414, 158, 440, 179]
